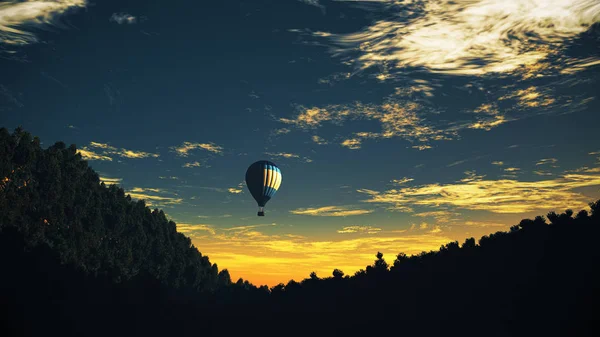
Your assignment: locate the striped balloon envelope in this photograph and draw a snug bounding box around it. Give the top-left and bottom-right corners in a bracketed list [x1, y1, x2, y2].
[245, 160, 282, 216]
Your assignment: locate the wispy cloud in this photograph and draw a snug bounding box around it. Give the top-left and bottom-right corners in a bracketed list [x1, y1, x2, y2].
[536, 158, 558, 166]
[183, 161, 204, 168]
[308, 0, 600, 76]
[298, 0, 325, 13]
[99, 176, 121, 185]
[172, 141, 224, 156]
[0, 0, 87, 48]
[341, 138, 362, 150]
[176, 223, 215, 236]
[492, 161, 504, 166]
[265, 152, 312, 163]
[126, 187, 183, 207]
[358, 171, 600, 214]
[312, 135, 328, 145]
[83, 142, 159, 159]
[228, 181, 245, 194]
[337, 225, 381, 234]
[110, 12, 136, 25]
[159, 176, 179, 180]
[279, 94, 458, 151]
[392, 177, 414, 185]
[290, 206, 373, 217]
[77, 148, 112, 161]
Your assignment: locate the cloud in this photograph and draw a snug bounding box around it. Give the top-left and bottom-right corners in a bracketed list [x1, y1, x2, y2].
[183, 161, 204, 168]
[77, 148, 112, 161]
[273, 128, 291, 135]
[312, 135, 328, 145]
[358, 171, 600, 214]
[536, 158, 558, 166]
[228, 181, 245, 194]
[176, 223, 215, 236]
[492, 161, 504, 166]
[265, 152, 299, 159]
[461, 221, 508, 228]
[504, 167, 520, 172]
[0, 0, 87, 48]
[126, 188, 183, 207]
[99, 176, 121, 185]
[265, 152, 312, 163]
[309, 0, 600, 76]
[337, 226, 381, 234]
[110, 12, 136, 25]
[172, 141, 224, 156]
[159, 176, 179, 180]
[341, 138, 362, 150]
[413, 210, 461, 223]
[85, 142, 159, 159]
[413, 145, 432, 150]
[279, 95, 459, 151]
[298, 0, 325, 13]
[392, 177, 414, 185]
[290, 206, 374, 217]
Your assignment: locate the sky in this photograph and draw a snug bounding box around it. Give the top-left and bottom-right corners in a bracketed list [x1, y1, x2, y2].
[1, 0, 600, 287]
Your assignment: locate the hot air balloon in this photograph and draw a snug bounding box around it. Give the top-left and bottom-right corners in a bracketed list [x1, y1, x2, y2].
[245, 160, 282, 216]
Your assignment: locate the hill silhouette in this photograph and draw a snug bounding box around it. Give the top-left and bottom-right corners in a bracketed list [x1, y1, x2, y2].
[1, 127, 598, 337]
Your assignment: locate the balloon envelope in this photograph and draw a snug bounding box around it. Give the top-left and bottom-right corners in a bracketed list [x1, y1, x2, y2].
[245, 160, 282, 216]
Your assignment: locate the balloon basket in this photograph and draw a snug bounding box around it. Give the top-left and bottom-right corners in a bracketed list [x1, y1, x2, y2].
[257, 211, 265, 216]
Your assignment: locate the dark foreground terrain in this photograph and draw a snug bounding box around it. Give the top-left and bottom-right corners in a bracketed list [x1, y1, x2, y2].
[1, 127, 599, 337]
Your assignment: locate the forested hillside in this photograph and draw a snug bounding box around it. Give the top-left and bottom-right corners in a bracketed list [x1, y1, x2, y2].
[1, 127, 598, 337]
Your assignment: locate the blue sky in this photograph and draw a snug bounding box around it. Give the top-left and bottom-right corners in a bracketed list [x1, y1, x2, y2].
[2, 0, 600, 286]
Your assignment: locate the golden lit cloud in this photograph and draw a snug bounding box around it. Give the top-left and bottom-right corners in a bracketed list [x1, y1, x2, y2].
[412, 144, 432, 150]
[99, 176, 122, 185]
[172, 141, 224, 156]
[279, 107, 333, 129]
[126, 187, 182, 207]
[312, 135, 328, 145]
[265, 152, 299, 159]
[228, 181, 245, 194]
[280, 97, 457, 151]
[341, 138, 361, 150]
[492, 161, 504, 166]
[392, 177, 414, 185]
[314, 0, 600, 76]
[504, 167, 520, 172]
[183, 161, 203, 168]
[273, 128, 291, 135]
[467, 115, 507, 131]
[0, 0, 86, 48]
[337, 226, 381, 234]
[87, 142, 159, 159]
[462, 221, 508, 228]
[89, 142, 116, 150]
[77, 148, 112, 161]
[536, 158, 558, 166]
[358, 171, 600, 214]
[114, 149, 159, 159]
[264, 152, 312, 163]
[176, 223, 216, 235]
[290, 205, 374, 217]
